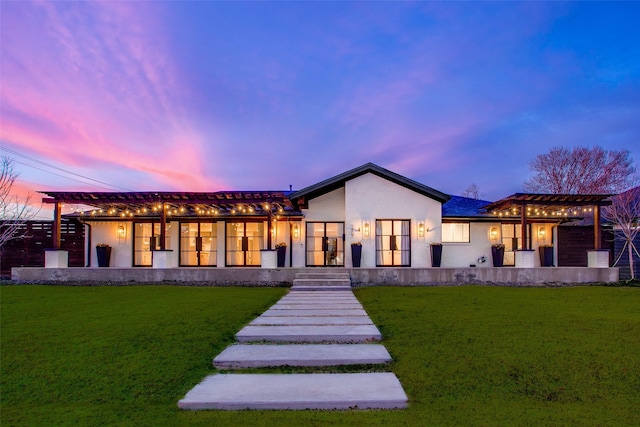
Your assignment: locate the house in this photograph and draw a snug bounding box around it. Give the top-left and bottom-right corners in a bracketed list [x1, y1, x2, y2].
[33, 163, 612, 272]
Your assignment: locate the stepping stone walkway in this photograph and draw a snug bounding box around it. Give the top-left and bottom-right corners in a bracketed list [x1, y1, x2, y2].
[178, 272, 408, 410]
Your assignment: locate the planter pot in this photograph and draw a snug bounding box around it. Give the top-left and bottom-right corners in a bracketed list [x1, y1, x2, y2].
[276, 246, 286, 267]
[430, 245, 442, 267]
[491, 246, 504, 267]
[351, 245, 362, 268]
[539, 246, 554, 267]
[96, 246, 112, 267]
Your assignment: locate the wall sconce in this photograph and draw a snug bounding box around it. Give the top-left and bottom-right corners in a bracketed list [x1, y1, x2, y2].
[117, 224, 126, 240]
[418, 223, 425, 237]
[293, 224, 299, 239]
[538, 226, 546, 240]
[363, 222, 370, 238]
[490, 226, 498, 241]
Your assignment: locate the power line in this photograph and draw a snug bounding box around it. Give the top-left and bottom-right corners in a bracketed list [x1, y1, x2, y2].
[1, 146, 134, 191]
[10, 158, 118, 191]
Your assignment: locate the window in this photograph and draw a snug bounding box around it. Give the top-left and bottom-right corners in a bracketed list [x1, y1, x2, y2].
[442, 222, 470, 243]
[226, 222, 264, 266]
[180, 222, 217, 266]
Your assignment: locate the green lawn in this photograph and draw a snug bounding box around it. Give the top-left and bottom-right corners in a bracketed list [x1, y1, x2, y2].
[1, 285, 639, 426]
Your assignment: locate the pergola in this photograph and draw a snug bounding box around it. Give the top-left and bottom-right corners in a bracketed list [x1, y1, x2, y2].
[40, 191, 301, 251]
[482, 193, 612, 250]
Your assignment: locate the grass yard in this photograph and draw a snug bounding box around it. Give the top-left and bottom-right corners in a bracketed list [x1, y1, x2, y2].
[1, 285, 639, 426]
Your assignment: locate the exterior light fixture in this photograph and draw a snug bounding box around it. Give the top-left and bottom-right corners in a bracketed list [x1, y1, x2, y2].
[538, 226, 546, 239]
[418, 223, 425, 237]
[490, 226, 498, 241]
[117, 224, 126, 239]
[293, 224, 299, 239]
[363, 222, 370, 238]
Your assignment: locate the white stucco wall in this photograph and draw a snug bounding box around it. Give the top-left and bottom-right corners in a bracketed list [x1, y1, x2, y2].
[344, 173, 443, 268]
[441, 222, 498, 268]
[89, 221, 132, 267]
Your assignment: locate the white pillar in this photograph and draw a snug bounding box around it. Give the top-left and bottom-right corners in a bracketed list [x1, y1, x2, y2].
[152, 250, 177, 268]
[515, 250, 535, 268]
[587, 250, 610, 268]
[260, 249, 277, 268]
[45, 250, 68, 268]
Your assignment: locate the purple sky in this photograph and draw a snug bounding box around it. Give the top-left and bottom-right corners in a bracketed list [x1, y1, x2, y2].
[1, 1, 639, 218]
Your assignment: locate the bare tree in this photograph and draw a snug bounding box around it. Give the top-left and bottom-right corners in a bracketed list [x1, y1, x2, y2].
[603, 186, 640, 280]
[0, 157, 40, 248]
[462, 183, 482, 199]
[523, 146, 635, 194]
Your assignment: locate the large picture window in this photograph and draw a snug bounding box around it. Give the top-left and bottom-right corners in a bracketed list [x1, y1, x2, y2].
[375, 220, 410, 266]
[442, 222, 470, 243]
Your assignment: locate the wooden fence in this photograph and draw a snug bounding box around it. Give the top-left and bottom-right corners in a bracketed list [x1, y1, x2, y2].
[0, 219, 85, 278]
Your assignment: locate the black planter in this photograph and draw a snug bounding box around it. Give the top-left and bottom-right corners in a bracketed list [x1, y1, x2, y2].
[491, 246, 504, 267]
[430, 244, 442, 267]
[539, 246, 554, 267]
[276, 246, 286, 267]
[96, 246, 112, 267]
[351, 245, 362, 267]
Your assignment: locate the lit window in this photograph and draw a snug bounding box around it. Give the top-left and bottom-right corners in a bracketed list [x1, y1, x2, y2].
[442, 223, 470, 243]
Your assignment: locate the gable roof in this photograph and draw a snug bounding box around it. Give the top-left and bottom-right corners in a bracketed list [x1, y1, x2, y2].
[288, 163, 451, 208]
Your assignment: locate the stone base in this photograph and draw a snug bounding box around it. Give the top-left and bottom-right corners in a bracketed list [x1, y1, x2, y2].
[588, 250, 610, 268]
[152, 250, 177, 268]
[515, 250, 535, 268]
[261, 250, 277, 268]
[44, 250, 68, 268]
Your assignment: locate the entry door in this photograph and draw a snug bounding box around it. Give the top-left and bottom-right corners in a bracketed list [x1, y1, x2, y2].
[226, 222, 264, 266]
[376, 220, 411, 266]
[306, 222, 344, 266]
[180, 222, 217, 266]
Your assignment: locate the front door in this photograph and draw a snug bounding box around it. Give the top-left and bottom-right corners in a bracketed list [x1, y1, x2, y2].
[306, 222, 344, 266]
[375, 220, 411, 266]
[226, 222, 264, 266]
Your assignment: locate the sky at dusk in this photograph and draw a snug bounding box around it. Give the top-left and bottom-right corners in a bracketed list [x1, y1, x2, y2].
[1, 1, 639, 218]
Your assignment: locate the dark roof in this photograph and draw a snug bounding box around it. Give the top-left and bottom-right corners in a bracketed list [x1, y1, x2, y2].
[289, 163, 450, 208]
[443, 196, 493, 218]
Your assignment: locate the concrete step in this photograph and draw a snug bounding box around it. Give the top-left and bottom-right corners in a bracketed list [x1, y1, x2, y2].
[178, 373, 408, 410]
[213, 344, 392, 368]
[291, 285, 352, 291]
[292, 278, 351, 287]
[235, 324, 382, 343]
[250, 316, 373, 326]
[295, 272, 350, 280]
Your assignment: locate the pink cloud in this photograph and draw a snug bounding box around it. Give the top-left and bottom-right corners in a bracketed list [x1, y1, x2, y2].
[1, 1, 226, 192]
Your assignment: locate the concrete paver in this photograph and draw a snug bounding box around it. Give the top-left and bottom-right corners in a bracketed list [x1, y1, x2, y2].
[261, 309, 369, 317]
[236, 324, 382, 343]
[250, 316, 373, 326]
[178, 373, 408, 410]
[213, 344, 392, 368]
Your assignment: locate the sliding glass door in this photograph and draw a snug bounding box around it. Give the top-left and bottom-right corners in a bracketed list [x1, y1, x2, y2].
[375, 220, 410, 266]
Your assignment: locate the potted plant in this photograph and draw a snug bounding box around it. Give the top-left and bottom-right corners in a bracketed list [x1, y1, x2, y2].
[538, 244, 554, 267]
[430, 242, 443, 267]
[491, 243, 505, 267]
[96, 243, 112, 267]
[351, 242, 362, 267]
[275, 242, 287, 267]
